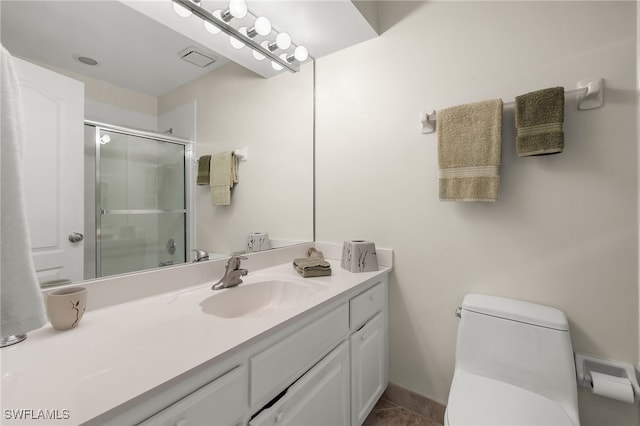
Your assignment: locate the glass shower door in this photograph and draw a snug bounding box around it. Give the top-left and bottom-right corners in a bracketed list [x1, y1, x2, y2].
[97, 128, 187, 277]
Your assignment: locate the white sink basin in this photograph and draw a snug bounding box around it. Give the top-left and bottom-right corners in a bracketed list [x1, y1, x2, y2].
[199, 280, 324, 318]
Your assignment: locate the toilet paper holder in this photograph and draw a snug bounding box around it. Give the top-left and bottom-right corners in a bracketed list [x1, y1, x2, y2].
[575, 352, 640, 402]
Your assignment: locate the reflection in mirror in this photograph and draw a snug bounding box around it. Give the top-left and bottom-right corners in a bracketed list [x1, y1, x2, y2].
[0, 0, 314, 286]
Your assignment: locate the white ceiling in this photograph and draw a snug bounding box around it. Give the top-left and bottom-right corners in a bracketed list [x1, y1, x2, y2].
[0, 0, 228, 97]
[0, 0, 378, 97]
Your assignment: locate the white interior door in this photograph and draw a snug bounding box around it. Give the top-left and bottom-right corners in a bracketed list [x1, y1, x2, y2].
[14, 58, 85, 284]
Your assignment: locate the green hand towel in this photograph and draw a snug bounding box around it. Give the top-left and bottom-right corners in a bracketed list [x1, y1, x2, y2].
[197, 155, 211, 185]
[293, 258, 331, 270]
[292, 257, 332, 278]
[294, 266, 332, 278]
[515, 87, 565, 156]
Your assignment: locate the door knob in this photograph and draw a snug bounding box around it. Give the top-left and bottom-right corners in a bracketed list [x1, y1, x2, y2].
[68, 232, 84, 243]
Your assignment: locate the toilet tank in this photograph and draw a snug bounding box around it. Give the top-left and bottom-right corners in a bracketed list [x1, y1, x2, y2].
[455, 294, 578, 418]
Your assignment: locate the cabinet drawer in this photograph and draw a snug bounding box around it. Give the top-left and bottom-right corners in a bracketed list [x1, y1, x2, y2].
[250, 303, 349, 407]
[250, 341, 350, 426]
[138, 365, 247, 426]
[350, 282, 384, 331]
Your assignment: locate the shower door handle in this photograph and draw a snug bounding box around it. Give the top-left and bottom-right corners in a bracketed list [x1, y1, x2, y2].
[68, 232, 84, 243]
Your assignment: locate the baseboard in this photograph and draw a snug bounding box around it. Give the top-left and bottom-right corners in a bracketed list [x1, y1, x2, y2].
[382, 382, 446, 425]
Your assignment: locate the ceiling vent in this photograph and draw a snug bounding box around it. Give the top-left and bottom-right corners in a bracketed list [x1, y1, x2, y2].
[179, 46, 217, 68]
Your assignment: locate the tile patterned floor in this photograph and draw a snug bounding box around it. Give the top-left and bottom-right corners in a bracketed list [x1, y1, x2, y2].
[363, 397, 444, 426]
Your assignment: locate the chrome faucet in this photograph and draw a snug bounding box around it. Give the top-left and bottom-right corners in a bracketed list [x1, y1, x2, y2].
[212, 255, 248, 290]
[192, 249, 209, 262]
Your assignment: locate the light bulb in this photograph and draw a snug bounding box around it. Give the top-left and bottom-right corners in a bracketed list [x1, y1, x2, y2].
[173, 2, 192, 18]
[230, 31, 245, 49]
[294, 45, 308, 62]
[204, 21, 220, 34]
[204, 10, 222, 34]
[229, 0, 247, 19]
[275, 32, 291, 50]
[252, 50, 266, 61]
[253, 17, 271, 36]
[100, 135, 111, 145]
[271, 61, 283, 71]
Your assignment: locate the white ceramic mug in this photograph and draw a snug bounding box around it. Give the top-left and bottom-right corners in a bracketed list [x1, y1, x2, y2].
[46, 287, 87, 330]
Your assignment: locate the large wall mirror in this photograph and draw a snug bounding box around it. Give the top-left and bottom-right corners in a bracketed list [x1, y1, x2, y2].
[0, 0, 376, 284]
[1, 0, 377, 287]
[0, 0, 316, 286]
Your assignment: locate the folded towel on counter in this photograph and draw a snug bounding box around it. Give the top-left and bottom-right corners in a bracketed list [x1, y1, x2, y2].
[293, 257, 332, 278]
[438, 99, 503, 202]
[515, 86, 565, 156]
[1, 45, 47, 338]
[210, 151, 239, 205]
[196, 155, 211, 185]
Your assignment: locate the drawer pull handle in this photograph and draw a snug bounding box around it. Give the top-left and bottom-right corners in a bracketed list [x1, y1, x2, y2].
[369, 292, 375, 301]
[275, 411, 284, 423]
[361, 331, 367, 341]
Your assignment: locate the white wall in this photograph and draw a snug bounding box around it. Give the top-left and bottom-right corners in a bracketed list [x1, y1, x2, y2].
[85, 99, 157, 131]
[158, 101, 196, 141]
[21, 57, 160, 130]
[80, 74, 158, 130]
[316, 1, 638, 424]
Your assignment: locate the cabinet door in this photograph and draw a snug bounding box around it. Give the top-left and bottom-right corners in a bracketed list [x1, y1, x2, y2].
[351, 312, 386, 425]
[138, 365, 247, 426]
[250, 341, 350, 426]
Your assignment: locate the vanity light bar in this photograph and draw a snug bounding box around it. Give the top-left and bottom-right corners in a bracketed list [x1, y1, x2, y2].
[172, 0, 300, 73]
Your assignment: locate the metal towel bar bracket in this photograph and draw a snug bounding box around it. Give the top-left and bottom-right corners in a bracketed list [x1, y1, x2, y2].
[420, 78, 604, 134]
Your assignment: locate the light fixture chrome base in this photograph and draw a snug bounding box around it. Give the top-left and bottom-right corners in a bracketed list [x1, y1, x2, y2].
[1, 334, 27, 348]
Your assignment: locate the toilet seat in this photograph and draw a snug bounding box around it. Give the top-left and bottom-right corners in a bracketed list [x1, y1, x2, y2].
[445, 371, 576, 426]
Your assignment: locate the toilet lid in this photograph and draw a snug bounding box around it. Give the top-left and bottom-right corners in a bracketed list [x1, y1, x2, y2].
[446, 371, 577, 426]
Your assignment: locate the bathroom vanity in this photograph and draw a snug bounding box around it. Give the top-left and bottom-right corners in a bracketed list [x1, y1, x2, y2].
[1, 245, 391, 426]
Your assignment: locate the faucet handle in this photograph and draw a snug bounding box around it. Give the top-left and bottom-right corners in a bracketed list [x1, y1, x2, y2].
[227, 255, 248, 270]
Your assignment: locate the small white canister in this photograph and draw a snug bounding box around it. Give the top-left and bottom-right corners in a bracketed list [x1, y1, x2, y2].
[246, 232, 271, 252]
[341, 240, 378, 273]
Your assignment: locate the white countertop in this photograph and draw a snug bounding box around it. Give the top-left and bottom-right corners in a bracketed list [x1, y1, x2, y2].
[1, 259, 390, 425]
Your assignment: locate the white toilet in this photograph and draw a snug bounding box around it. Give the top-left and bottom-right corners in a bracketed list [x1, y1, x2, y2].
[445, 294, 580, 426]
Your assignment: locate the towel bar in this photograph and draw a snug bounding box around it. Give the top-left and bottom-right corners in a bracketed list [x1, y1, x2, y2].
[194, 148, 248, 164]
[420, 78, 604, 134]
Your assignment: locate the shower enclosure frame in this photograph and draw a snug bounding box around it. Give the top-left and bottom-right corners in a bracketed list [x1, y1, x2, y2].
[84, 120, 195, 279]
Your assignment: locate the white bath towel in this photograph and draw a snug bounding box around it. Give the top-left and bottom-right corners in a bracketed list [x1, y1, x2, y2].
[1, 44, 47, 337]
[210, 151, 239, 206]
